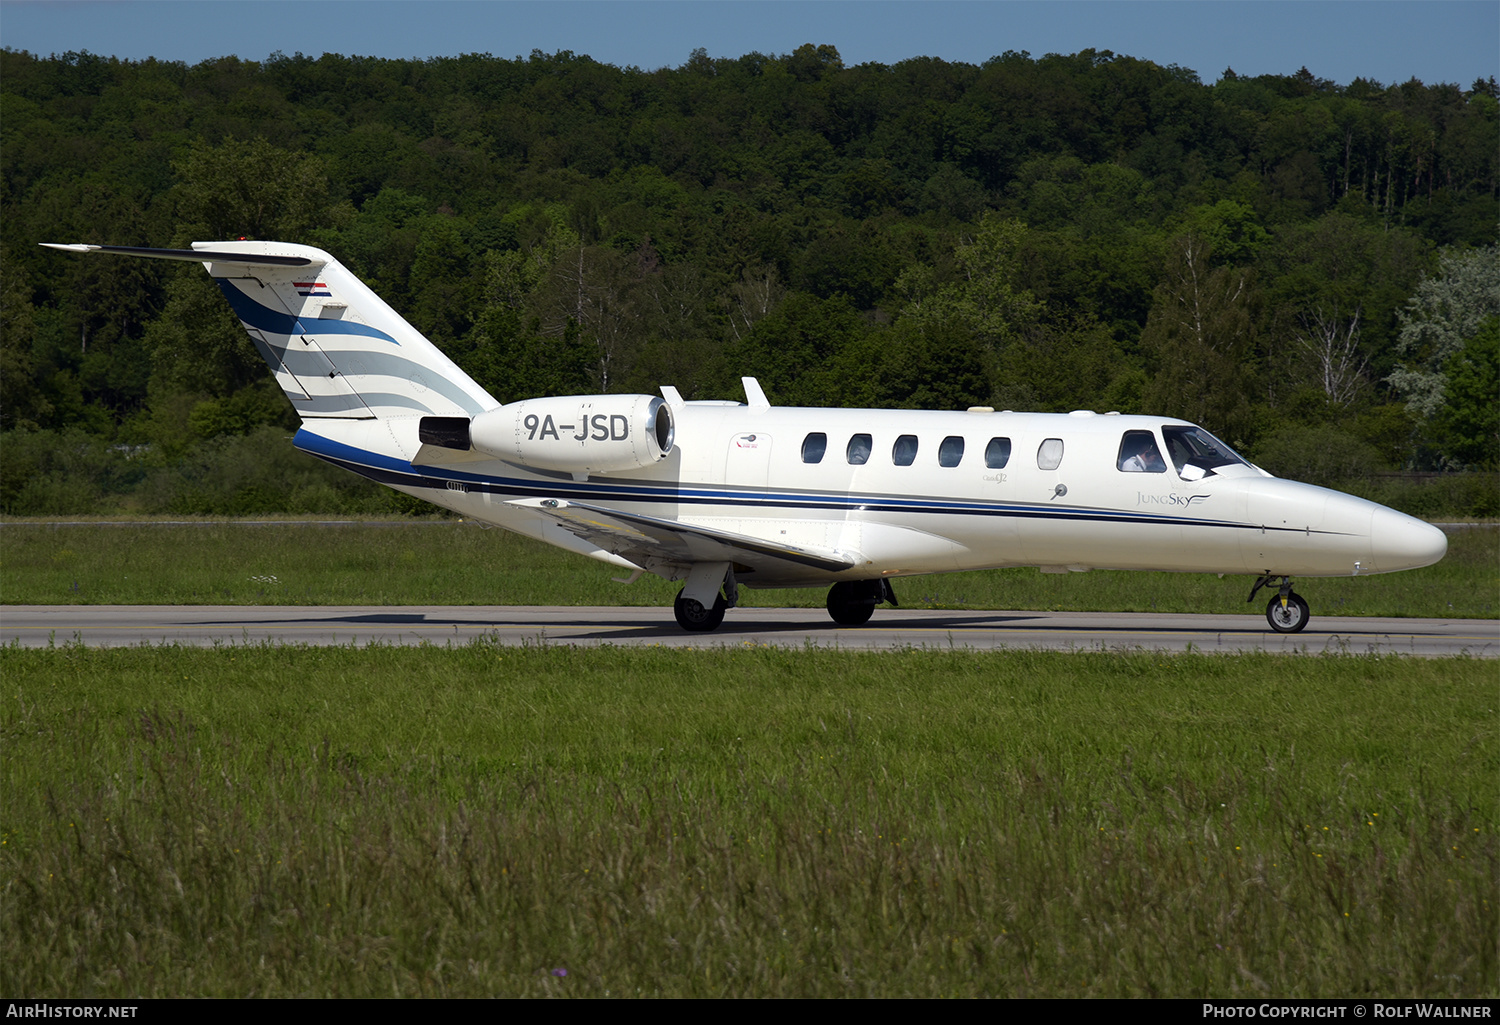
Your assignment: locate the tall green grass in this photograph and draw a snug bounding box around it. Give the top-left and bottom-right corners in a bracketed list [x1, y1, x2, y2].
[3, 644, 1494, 997]
[2, 521, 1495, 618]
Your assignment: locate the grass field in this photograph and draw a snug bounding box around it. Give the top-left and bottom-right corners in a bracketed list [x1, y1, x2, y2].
[2, 643, 1494, 997]
[2, 519, 1495, 618]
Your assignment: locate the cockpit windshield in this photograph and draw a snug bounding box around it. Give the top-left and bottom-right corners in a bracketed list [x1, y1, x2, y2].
[1161, 426, 1248, 480]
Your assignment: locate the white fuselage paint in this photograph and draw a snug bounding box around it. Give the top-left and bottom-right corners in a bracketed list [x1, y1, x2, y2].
[297, 403, 1447, 590]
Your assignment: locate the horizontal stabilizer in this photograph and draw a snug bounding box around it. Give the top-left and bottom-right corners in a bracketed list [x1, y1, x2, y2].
[510, 498, 856, 576]
[40, 243, 316, 268]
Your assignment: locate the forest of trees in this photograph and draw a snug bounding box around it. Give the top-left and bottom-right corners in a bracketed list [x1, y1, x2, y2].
[1, 44, 1496, 516]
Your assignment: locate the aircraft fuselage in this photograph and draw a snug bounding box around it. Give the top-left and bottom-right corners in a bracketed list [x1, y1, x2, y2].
[295, 403, 1446, 589]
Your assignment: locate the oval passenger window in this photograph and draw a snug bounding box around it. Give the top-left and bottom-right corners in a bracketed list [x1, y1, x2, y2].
[939, 436, 964, 467]
[801, 432, 827, 464]
[846, 434, 872, 465]
[1037, 438, 1064, 470]
[892, 435, 918, 466]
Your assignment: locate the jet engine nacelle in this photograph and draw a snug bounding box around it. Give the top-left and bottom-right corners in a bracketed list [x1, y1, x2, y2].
[466, 394, 675, 474]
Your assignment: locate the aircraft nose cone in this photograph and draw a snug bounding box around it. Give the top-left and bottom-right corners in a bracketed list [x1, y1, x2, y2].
[1369, 508, 1447, 572]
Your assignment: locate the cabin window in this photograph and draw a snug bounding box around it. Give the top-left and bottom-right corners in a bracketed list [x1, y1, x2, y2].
[801, 432, 827, 464]
[985, 437, 1012, 468]
[846, 434, 872, 465]
[939, 436, 965, 467]
[1117, 430, 1166, 473]
[892, 434, 918, 466]
[1037, 438, 1064, 470]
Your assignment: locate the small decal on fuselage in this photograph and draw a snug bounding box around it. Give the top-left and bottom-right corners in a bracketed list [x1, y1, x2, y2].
[1137, 492, 1209, 507]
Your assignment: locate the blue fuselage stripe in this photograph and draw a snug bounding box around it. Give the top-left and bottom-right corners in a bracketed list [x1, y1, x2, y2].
[295, 429, 1327, 535]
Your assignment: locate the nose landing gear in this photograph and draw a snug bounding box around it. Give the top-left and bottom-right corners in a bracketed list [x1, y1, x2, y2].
[1248, 574, 1310, 633]
[1266, 591, 1311, 633]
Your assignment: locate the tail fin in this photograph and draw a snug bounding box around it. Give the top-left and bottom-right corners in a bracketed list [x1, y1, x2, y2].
[40, 241, 497, 421]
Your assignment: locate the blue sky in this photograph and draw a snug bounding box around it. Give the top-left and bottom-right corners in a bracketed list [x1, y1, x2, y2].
[2, 1, 1495, 88]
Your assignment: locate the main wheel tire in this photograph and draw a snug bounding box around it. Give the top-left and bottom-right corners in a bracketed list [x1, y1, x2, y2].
[1266, 591, 1311, 633]
[826, 581, 878, 626]
[827, 601, 876, 626]
[674, 589, 727, 632]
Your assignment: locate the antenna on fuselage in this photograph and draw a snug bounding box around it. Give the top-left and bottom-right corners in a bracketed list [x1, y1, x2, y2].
[742, 377, 771, 412]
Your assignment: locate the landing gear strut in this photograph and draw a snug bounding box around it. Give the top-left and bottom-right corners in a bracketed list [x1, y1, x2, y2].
[826, 579, 898, 626]
[1248, 574, 1310, 633]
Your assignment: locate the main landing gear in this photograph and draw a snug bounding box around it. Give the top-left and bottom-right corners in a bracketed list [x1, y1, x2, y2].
[826, 579, 898, 626]
[670, 576, 899, 632]
[673, 563, 739, 632]
[674, 589, 728, 632]
[1248, 574, 1311, 633]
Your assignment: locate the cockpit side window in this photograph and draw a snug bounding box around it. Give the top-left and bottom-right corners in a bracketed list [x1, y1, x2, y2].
[801, 432, 827, 464]
[1117, 430, 1166, 473]
[846, 434, 872, 465]
[1161, 425, 1248, 479]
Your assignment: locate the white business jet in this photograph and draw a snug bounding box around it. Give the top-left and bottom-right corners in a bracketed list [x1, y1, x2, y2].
[42, 241, 1448, 633]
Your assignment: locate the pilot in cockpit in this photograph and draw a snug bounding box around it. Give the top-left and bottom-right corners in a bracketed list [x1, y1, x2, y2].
[1118, 432, 1166, 473]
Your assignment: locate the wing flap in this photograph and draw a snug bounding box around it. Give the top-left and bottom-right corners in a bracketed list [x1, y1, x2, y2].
[509, 498, 856, 576]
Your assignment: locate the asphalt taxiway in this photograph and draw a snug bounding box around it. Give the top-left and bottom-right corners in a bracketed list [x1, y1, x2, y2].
[2, 605, 1494, 656]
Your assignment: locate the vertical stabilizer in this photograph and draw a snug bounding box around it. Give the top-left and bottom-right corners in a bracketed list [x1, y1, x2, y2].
[194, 242, 496, 421]
[40, 241, 498, 422]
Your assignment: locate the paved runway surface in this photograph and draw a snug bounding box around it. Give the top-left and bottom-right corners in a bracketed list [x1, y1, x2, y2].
[3, 605, 1495, 656]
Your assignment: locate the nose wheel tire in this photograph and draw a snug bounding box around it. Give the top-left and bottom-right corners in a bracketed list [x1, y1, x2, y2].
[674, 589, 727, 632]
[1266, 592, 1310, 633]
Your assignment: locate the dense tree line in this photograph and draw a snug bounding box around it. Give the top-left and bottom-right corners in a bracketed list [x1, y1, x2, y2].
[1, 45, 1496, 515]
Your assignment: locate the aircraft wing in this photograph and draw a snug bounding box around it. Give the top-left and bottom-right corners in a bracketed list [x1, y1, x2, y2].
[508, 498, 856, 576]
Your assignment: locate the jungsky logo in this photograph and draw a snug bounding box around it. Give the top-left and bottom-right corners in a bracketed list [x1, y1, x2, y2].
[1137, 492, 1209, 507]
